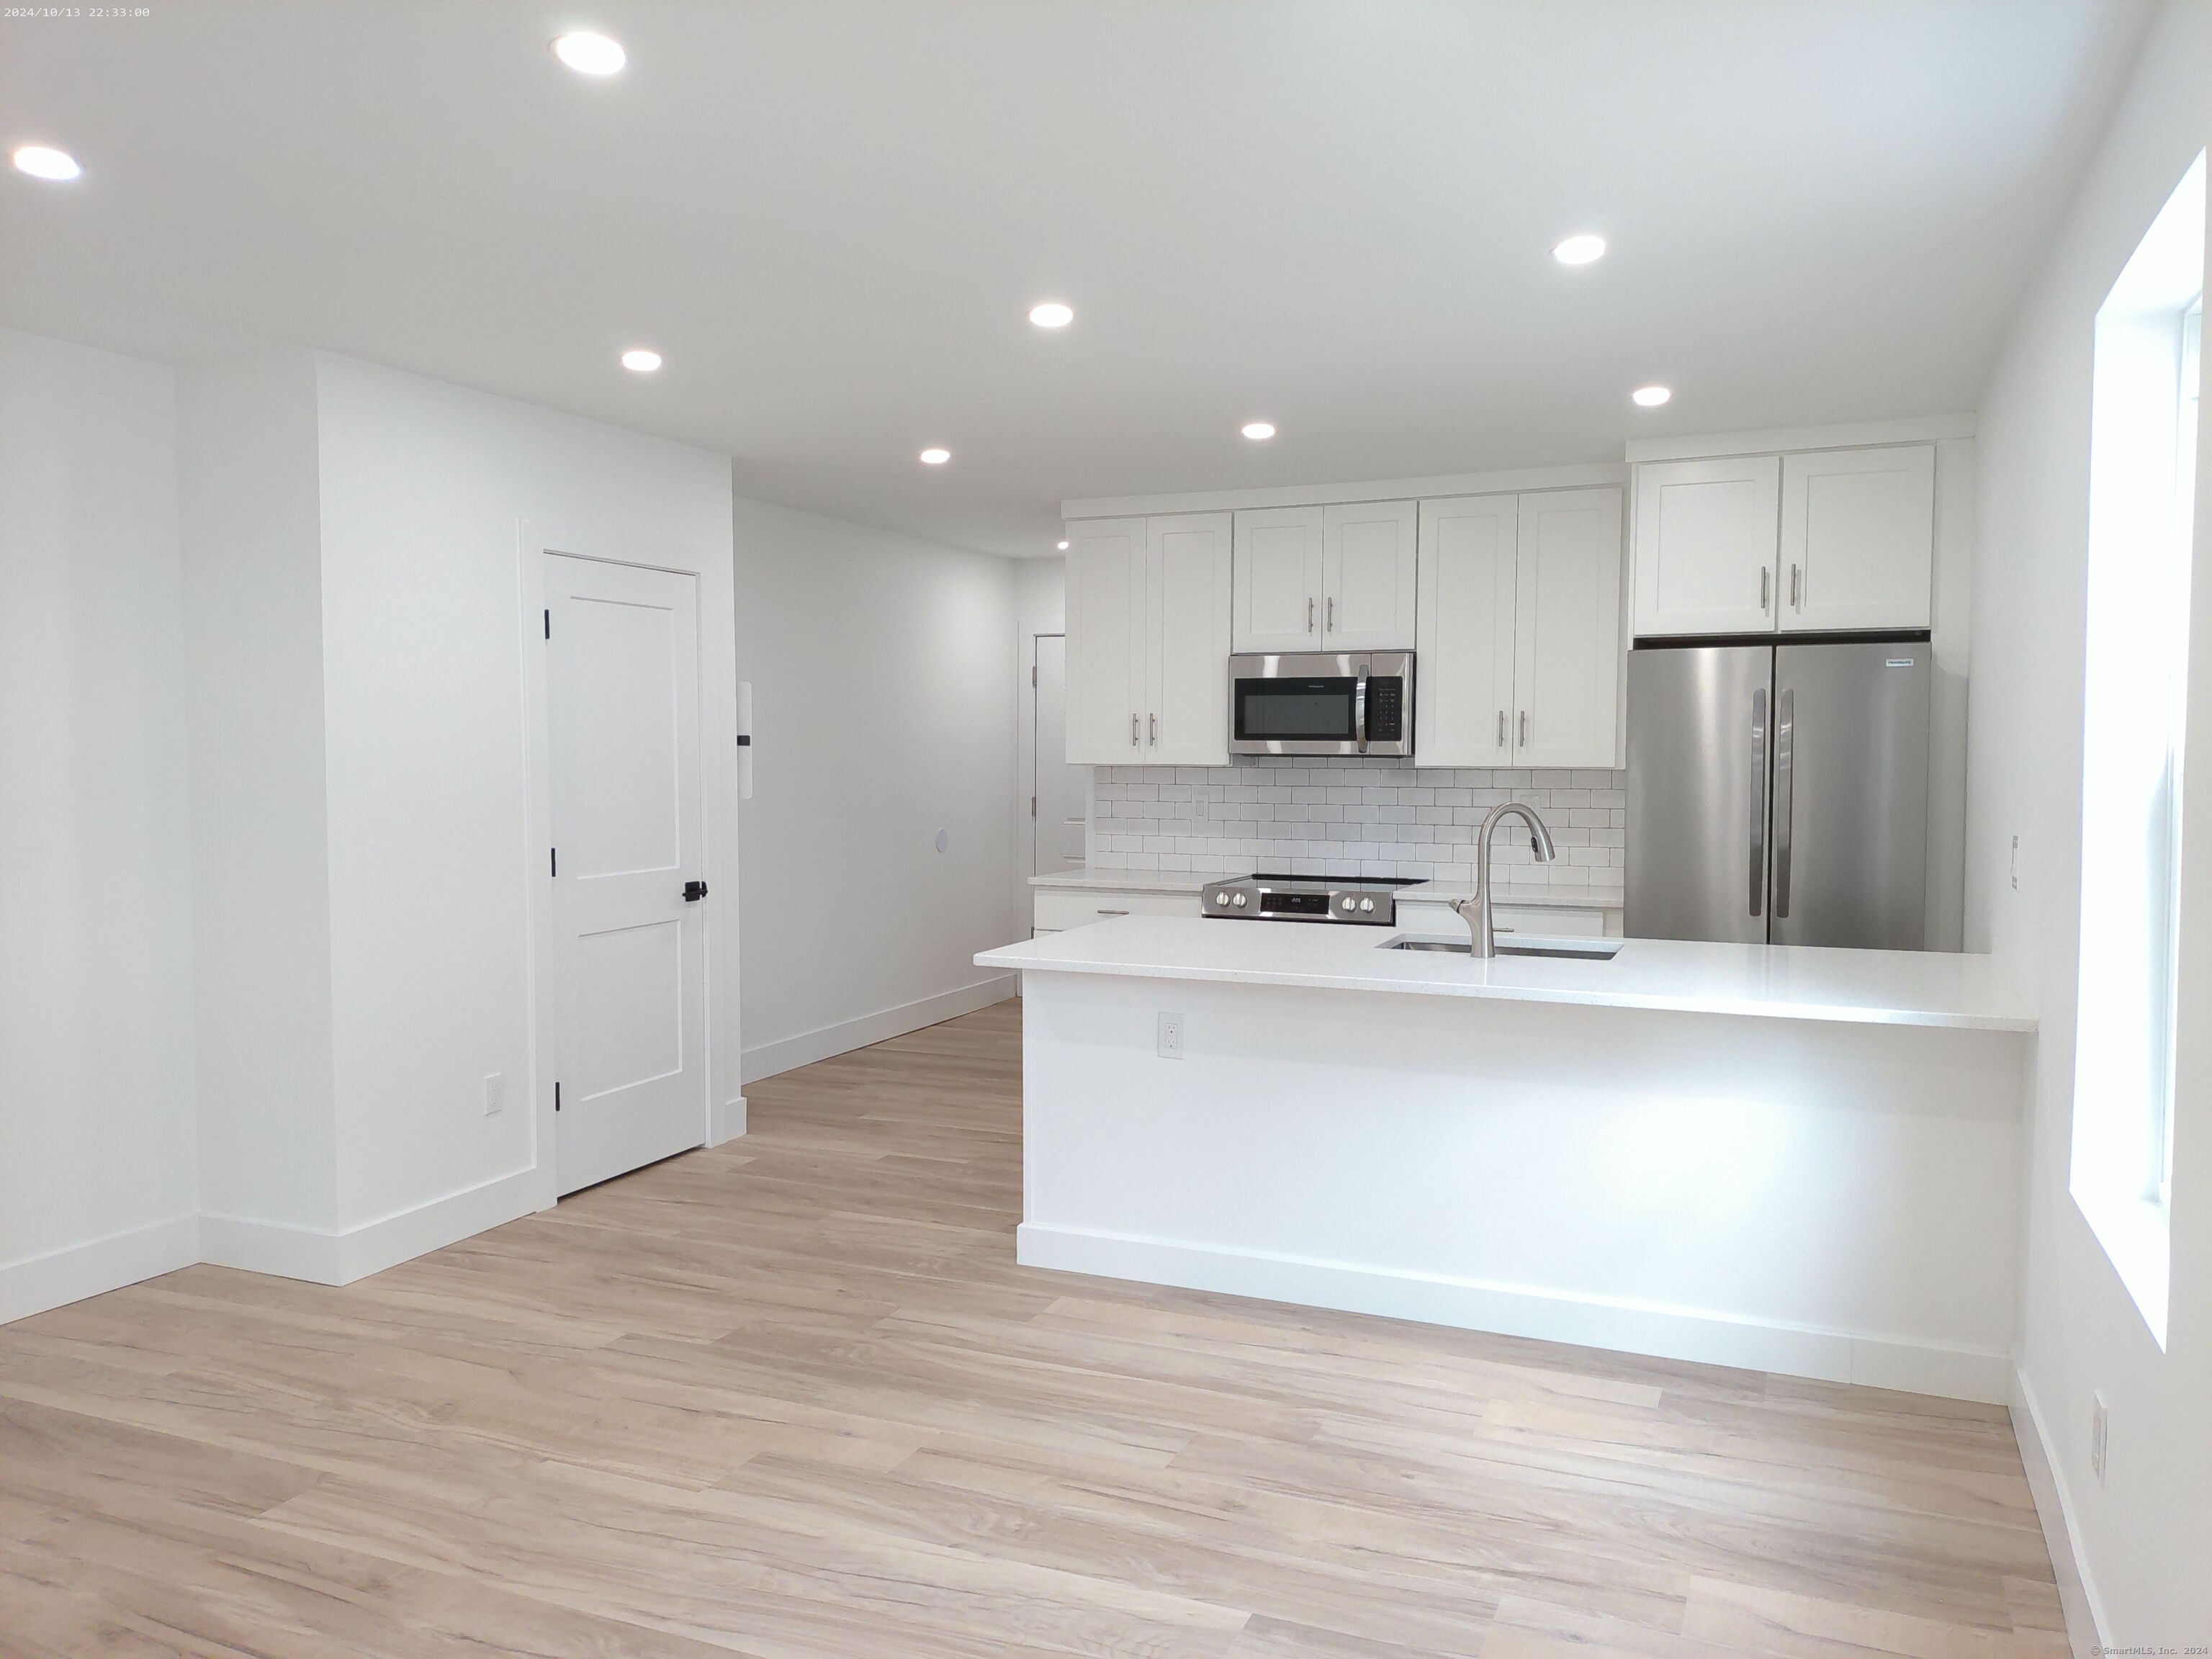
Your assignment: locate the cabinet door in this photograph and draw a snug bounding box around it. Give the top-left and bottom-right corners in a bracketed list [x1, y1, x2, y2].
[1780, 444, 1934, 631]
[1631, 455, 1781, 637]
[1513, 487, 1624, 769]
[1146, 513, 1233, 765]
[1323, 500, 1419, 649]
[1413, 494, 1519, 767]
[1231, 506, 1323, 653]
[1064, 518, 1147, 764]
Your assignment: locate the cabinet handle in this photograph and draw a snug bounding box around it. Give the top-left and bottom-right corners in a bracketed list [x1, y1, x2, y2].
[1496, 709, 1506, 748]
[1130, 714, 1139, 747]
[1760, 566, 1771, 613]
[1519, 711, 1528, 747]
[1790, 563, 1802, 610]
[1097, 908, 1129, 917]
[1327, 595, 1335, 633]
[1308, 597, 1316, 634]
[1148, 713, 1157, 746]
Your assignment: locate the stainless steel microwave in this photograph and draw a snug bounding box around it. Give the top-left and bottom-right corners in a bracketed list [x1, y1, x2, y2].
[1227, 652, 1414, 757]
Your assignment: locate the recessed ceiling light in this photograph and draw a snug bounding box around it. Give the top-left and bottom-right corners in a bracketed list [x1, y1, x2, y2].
[1552, 233, 1606, 266]
[1056, 539, 1070, 550]
[1241, 421, 1277, 441]
[11, 145, 81, 182]
[620, 348, 662, 372]
[1028, 301, 1074, 329]
[1631, 385, 1672, 408]
[553, 31, 626, 76]
[919, 446, 951, 465]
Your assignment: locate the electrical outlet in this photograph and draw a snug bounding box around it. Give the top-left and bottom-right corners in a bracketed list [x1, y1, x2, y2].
[2011, 834, 2021, 891]
[482, 1073, 505, 1116]
[1156, 1012, 1185, 1060]
[2090, 1391, 2109, 1485]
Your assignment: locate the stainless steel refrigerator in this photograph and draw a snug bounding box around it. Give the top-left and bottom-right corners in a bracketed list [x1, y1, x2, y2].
[1626, 639, 1930, 948]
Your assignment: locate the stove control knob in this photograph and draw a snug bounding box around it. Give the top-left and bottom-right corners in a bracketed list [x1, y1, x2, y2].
[1340, 896, 1357, 912]
[1231, 892, 1247, 908]
[1213, 891, 1231, 907]
[1359, 897, 1375, 912]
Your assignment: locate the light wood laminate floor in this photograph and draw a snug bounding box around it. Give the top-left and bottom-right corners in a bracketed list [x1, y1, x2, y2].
[1, 998, 2065, 1657]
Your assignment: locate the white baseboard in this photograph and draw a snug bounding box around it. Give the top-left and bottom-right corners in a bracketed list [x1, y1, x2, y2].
[2012, 1367, 2109, 1657]
[710, 1094, 747, 1146]
[1017, 1223, 2011, 1404]
[202, 1166, 540, 1287]
[742, 974, 1017, 1084]
[0, 1215, 201, 1325]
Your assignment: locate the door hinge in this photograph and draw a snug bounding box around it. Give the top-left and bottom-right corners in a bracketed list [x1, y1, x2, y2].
[543, 608, 550, 639]
[554, 1081, 561, 1112]
[550, 848, 557, 877]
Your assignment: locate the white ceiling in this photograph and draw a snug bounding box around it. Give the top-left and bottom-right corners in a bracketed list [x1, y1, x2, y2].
[0, 1, 2152, 557]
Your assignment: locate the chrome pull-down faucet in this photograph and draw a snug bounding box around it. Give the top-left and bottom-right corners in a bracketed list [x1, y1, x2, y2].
[1452, 801, 1558, 958]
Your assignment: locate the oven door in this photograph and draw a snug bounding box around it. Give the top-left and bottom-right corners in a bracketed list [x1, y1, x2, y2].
[1228, 652, 1413, 757]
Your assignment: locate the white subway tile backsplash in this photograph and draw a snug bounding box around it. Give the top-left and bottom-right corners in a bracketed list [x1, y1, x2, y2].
[1089, 757, 1628, 897]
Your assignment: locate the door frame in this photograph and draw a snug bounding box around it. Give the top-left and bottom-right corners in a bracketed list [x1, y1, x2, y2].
[518, 519, 745, 1214]
[1017, 632, 1090, 890]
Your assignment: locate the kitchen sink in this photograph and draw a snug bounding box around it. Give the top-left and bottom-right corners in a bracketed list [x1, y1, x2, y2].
[1384, 936, 1622, 961]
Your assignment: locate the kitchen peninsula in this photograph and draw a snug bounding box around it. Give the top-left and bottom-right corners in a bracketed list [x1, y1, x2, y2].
[977, 914, 2034, 1403]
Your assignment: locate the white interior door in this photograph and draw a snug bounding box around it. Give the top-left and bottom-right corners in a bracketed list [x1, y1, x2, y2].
[1033, 634, 1088, 873]
[546, 554, 706, 1196]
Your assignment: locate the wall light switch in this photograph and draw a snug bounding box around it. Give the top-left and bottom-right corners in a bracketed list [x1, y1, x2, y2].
[483, 1073, 506, 1116]
[1157, 1012, 1185, 1059]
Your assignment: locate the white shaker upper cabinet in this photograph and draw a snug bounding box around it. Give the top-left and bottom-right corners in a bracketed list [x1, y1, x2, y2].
[1231, 506, 1325, 654]
[1779, 444, 1935, 631]
[1146, 513, 1233, 765]
[1513, 487, 1624, 769]
[1064, 517, 1148, 764]
[1631, 455, 1781, 637]
[1322, 499, 1419, 650]
[1415, 494, 1519, 766]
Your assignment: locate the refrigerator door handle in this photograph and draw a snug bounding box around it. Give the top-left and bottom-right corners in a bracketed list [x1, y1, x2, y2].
[1749, 686, 1768, 917]
[1773, 687, 1795, 919]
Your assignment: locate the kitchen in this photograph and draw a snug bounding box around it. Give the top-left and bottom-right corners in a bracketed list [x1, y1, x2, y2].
[989, 422, 2030, 1401]
[2, 4, 2206, 1655]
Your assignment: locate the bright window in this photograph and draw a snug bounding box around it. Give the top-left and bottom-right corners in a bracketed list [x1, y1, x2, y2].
[2072, 150, 2204, 1348]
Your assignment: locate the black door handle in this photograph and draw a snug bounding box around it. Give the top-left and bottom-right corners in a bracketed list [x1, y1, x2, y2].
[683, 880, 708, 902]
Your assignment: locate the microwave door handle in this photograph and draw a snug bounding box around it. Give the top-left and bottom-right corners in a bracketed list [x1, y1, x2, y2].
[1354, 666, 1370, 754]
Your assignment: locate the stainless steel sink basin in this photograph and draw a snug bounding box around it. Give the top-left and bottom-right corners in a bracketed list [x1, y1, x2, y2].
[1384, 936, 1622, 961]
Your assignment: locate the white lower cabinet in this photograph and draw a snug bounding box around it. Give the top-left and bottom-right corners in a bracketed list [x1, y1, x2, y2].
[1416, 486, 1623, 768]
[1033, 887, 1200, 932]
[1065, 512, 1232, 765]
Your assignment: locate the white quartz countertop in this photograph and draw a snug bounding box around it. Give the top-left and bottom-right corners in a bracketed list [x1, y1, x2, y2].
[977, 915, 2035, 1033]
[1029, 868, 1621, 911]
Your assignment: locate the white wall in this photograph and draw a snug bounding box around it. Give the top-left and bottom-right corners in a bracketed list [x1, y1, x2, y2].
[732, 498, 1018, 1080]
[313, 354, 739, 1240]
[0, 329, 201, 1321]
[176, 351, 341, 1244]
[1964, 0, 2210, 1645]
